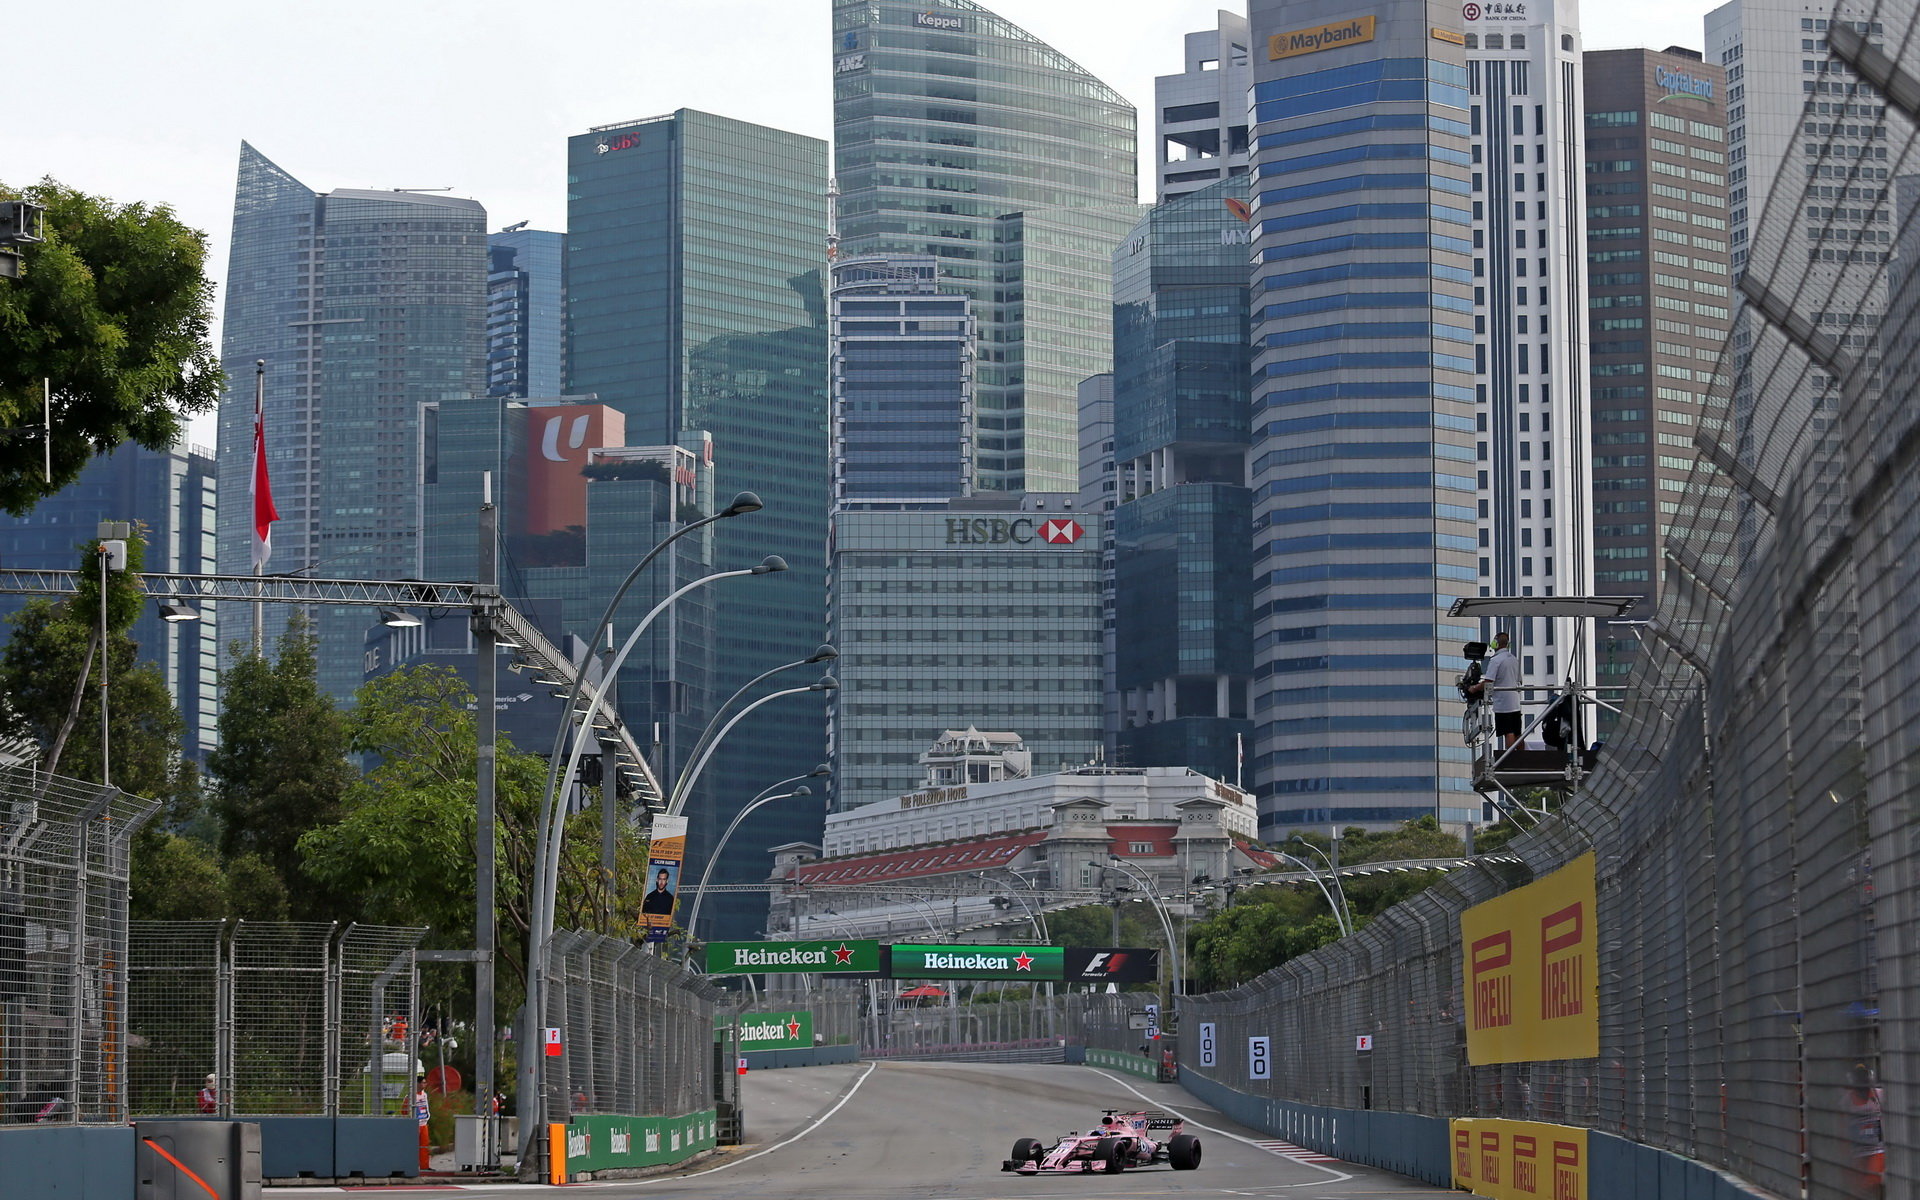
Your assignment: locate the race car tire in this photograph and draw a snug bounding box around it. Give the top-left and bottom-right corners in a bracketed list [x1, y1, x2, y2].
[1169, 1133, 1202, 1170]
[1097, 1138, 1126, 1172]
[1012, 1137, 1044, 1164]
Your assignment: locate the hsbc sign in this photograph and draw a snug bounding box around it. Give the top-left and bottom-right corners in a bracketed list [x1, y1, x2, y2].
[944, 516, 1084, 546]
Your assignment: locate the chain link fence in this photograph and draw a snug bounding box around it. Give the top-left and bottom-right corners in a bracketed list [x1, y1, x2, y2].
[0, 769, 156, 1125]
[535, 931, 730, 1125]
[128, 921, 426, 1117]
[1177, 9, 1920, 1195]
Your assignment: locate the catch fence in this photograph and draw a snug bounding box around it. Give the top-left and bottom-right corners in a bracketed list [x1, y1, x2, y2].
[0, 768, 156, 1125]
[534, 930, 731, 1126]
[127, 920, 426, 1117]
[1180, 7, 1920, 1196]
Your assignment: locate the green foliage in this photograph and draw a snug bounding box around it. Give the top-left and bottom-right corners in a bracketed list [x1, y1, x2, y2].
[129, 833, 227, 920]
[207, 615, 355, 917]
[1189, 896, 1344, 991]
[0, 180, 221, 515]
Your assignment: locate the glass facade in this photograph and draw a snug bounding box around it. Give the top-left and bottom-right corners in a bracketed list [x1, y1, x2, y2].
[487, 228, 565, 398]
[1247, 0, 1481, 832]
[1109, 177, 1254, 784]
[831, 255, 973, 503]
[828, 502, 1105, 811]
[0, 444, 219, 758]
[216, 144, 489, 701]
[565, 110, 830, 938]
[832, 0, 1141, 492]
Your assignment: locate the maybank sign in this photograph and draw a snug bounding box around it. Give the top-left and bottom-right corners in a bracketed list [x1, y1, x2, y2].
[1269, 15, 1376, 60]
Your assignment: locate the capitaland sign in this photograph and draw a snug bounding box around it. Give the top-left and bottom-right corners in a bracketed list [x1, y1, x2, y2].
[1657, 65, 1715, 99]
[944, 516, 1083, 546]
[890, 943, 1067, 980]
[1268, 15, 1376, 60]
[705, 939, 881, 975]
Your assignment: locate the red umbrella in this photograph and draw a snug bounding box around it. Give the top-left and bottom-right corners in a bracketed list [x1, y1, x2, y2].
[898, 984, 947, 998]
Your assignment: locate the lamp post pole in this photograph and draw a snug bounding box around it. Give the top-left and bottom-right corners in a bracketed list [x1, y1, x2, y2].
[680, 773, 824, 955]
[473, 479, 500, 1161]
[1285, 837, 1354, 937]
[520, 493, 763, 1171]
[663, 678, 838, 820]
[1105, 858, 1182, 1010]
[663, 647, 838, 817]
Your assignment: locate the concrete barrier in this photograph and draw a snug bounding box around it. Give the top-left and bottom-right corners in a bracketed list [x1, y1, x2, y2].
[740, 1043, 860, 1070]
[0, 1125, 136, 1198]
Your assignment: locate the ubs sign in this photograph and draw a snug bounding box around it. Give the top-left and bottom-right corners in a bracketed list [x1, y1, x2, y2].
[945, 517, 1083, 546]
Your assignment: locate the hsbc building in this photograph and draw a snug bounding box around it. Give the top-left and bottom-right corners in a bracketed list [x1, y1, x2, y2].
[827, 498, 1106, 812]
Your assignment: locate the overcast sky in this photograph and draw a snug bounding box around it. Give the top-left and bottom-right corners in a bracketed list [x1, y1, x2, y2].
[14, 0, 1717, 443]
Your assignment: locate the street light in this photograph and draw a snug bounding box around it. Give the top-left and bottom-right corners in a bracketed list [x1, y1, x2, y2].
[663, 675, 838, 820]
[521, 491, 762, 1164]
[665, 644, 838, 815]
[377, 607, 423, 628]
[679, 767, 828, 954]
[1280, 840, 1353, 938]
[1105, 857, 1183, 1004]
[156, 602, 200, 623]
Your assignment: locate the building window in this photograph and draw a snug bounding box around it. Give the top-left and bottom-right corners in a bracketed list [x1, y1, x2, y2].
[1130, 842, 1154, 855]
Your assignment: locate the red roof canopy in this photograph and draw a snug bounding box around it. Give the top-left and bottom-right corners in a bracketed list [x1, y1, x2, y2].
[897, 984, 947, 998]
[792, 831, 1046, 886]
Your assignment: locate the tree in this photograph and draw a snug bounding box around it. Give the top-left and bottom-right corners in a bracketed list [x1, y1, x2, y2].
[206, 615, 355, 917]
[0, 181, 221, 514]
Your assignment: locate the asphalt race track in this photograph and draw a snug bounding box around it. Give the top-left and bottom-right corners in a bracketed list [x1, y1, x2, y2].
[289, 1060, 1456, 1198]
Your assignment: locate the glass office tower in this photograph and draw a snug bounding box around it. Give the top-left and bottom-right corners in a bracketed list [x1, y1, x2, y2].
[487, 227, 565, 398]
[832, 0, 1141, 493]
[217, 143, 489, 700]
[0, 443, 219, 758]
[1245, 0, 1481, 833]
[565, 110, 830, 938]
[1110, 177, 1254, 785]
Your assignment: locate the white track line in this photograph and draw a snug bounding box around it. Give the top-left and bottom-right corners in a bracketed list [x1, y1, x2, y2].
[1083, 1067, 1355, 1184]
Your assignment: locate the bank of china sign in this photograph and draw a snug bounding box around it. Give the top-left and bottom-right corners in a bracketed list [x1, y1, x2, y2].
[705, 939, 881, 976]
[1269, 15, 1376, 60]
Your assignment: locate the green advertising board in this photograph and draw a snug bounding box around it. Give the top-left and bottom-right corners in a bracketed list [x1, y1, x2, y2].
[737, 1010, 813, 1051]
[888, 943, 1066, 981]
[558, 1110, 717, 1176]
[705, 939, 881, 975]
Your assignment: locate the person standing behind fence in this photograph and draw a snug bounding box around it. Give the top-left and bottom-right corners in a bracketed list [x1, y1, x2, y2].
[1470, 630, 1522, 750]
[198, 1074, 217, 1114]
[1843, 1063, 1884, 1198]
[415, 1077, 431, 1170]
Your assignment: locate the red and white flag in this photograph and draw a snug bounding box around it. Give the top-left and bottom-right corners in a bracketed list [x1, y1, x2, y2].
[250, 362, 279, 571]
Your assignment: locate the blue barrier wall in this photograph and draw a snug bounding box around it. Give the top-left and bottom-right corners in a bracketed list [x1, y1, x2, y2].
[740, 1043, 860, 1070]
[0, 1126, 137, 1197]
[160, 1114, 417, 1179]
[1180, 1067, 1772, 1198]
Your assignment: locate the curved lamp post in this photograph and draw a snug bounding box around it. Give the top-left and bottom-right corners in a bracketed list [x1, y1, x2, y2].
[664, 676, 838, 819]
[1284, 836, 1354, 937]
[665, 644, 838, 816]
[1104, 857, 1183, 1003]
[679, 763, 830, 954]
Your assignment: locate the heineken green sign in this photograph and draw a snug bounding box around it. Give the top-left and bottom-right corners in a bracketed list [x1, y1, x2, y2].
[889, 943, 1066, 981]
[705, 939, 881, 975]
[738, 1010, 813, 1050]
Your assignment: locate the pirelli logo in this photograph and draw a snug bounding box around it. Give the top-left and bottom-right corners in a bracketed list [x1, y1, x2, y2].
[1268, 15, 1377, 59]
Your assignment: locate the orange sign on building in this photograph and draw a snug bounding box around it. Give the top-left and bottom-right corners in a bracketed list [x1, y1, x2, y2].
[525, 404, 626, 536]
[1460, 852, 1598, 1064]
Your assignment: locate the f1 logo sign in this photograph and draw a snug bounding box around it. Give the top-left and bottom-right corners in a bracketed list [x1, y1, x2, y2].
[1039, 518, 1082, 545]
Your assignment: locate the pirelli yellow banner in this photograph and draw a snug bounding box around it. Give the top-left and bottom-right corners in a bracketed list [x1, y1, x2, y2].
[1268, 15, 1377, 60]
[1451, 1119, 1588, 1200]
[1461, 852, 1598, 1064]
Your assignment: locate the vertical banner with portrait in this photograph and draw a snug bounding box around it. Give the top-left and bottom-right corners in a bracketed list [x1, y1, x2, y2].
[640, 815, 687, 942]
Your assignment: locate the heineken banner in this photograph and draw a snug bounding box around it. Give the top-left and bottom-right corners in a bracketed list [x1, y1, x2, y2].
[705, 939, 883, 975]
[888, 943, 1066, 981]
[737, 1010, 813, 1051]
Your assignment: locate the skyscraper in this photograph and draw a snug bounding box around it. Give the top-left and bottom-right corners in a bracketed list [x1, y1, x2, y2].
[216, 143, 489, 699]
[487, 226, 565, 398]
[1109, 177, 1254, 785]
[1245, 0, 1480, 833]
[565, 110, 830, 938]
[1580, 48, 1731, 709]
[832, 0, 1141, 493]
[0, 443, 219, 758]
[1463, 0, 1595, 698]
[830, 255, 974, 505]
[1156, 10, 1255, 201]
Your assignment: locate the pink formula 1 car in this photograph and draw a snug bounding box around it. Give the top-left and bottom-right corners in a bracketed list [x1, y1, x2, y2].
[1001, 1109, 1202, 1174]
